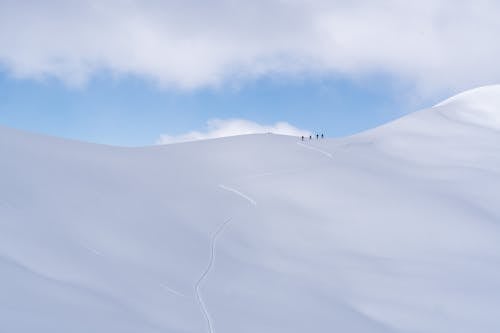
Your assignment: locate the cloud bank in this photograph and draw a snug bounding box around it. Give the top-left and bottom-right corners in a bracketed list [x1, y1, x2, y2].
[1, 1, 500, 92]
[157, 119, 310, 144]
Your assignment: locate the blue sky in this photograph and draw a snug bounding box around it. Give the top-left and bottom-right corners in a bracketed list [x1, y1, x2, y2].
[1, 1, 498, 146]
[0, 71, 436, 146]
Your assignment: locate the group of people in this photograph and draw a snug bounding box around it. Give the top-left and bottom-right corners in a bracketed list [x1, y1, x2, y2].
[301, 133, 324, 141]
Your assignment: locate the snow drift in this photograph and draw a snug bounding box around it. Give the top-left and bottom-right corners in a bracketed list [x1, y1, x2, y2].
[1, 86, 499, 333]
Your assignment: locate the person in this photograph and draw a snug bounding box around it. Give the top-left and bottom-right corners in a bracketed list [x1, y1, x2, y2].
[321, 133, 324, 139]
[301, 135, 304, 141]
[309, 135, 312, 140]
[316, 134, 319, 139]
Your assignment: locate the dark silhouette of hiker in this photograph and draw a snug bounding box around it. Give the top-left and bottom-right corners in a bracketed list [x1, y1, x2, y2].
[309, 135, 312, 140]
[301, 136, 304, 141]
[316, 134, 319, 140]
[321, 134, 324, 139]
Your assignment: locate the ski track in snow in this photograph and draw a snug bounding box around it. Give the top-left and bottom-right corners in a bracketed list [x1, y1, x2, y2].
[159, 283, 185, 298]
[194, 218, 233, 333]
[195, 185, 258, 333]
[297, 142, 333, 158]
[200, 143, 338, 332]
[195, 140, 347, 332]
[218, 184, 257, 206]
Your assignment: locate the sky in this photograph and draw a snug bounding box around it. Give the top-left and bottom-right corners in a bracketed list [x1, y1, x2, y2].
[1, 0, 499, 146]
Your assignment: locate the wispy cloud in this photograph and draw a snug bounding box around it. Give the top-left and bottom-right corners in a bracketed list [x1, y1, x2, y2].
[157, 119, 310, 144]
[1, 1, 500, 93]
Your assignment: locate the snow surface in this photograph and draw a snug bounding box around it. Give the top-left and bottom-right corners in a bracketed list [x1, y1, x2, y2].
[1, 86, 500, 333]
[435, 85, 500, 131]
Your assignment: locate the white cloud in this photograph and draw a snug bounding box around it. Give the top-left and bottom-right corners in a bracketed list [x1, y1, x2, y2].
[157, 119, 311, 144]
[1, 1, 500, 93]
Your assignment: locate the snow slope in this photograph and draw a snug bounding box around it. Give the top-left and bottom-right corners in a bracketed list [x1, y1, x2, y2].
[1, 86, 500, 333]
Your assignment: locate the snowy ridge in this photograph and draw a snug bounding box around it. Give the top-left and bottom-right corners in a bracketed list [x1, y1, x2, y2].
[1, 86, 500, 332]
[433, 85, 500, 130]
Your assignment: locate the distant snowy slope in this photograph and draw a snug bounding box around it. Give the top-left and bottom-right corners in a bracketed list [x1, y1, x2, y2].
[1, 86, 500, 333]
[435, 84, 500, 130]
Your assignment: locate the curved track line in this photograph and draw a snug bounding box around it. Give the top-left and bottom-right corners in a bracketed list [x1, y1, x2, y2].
[195, 217, 233, 333]
[159, 283, 185, 298]
[218, 184, 257, 206]
[297, 142, 333, 158]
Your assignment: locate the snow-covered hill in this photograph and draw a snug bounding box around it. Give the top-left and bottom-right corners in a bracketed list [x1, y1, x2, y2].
[1, 86, 500, 333]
